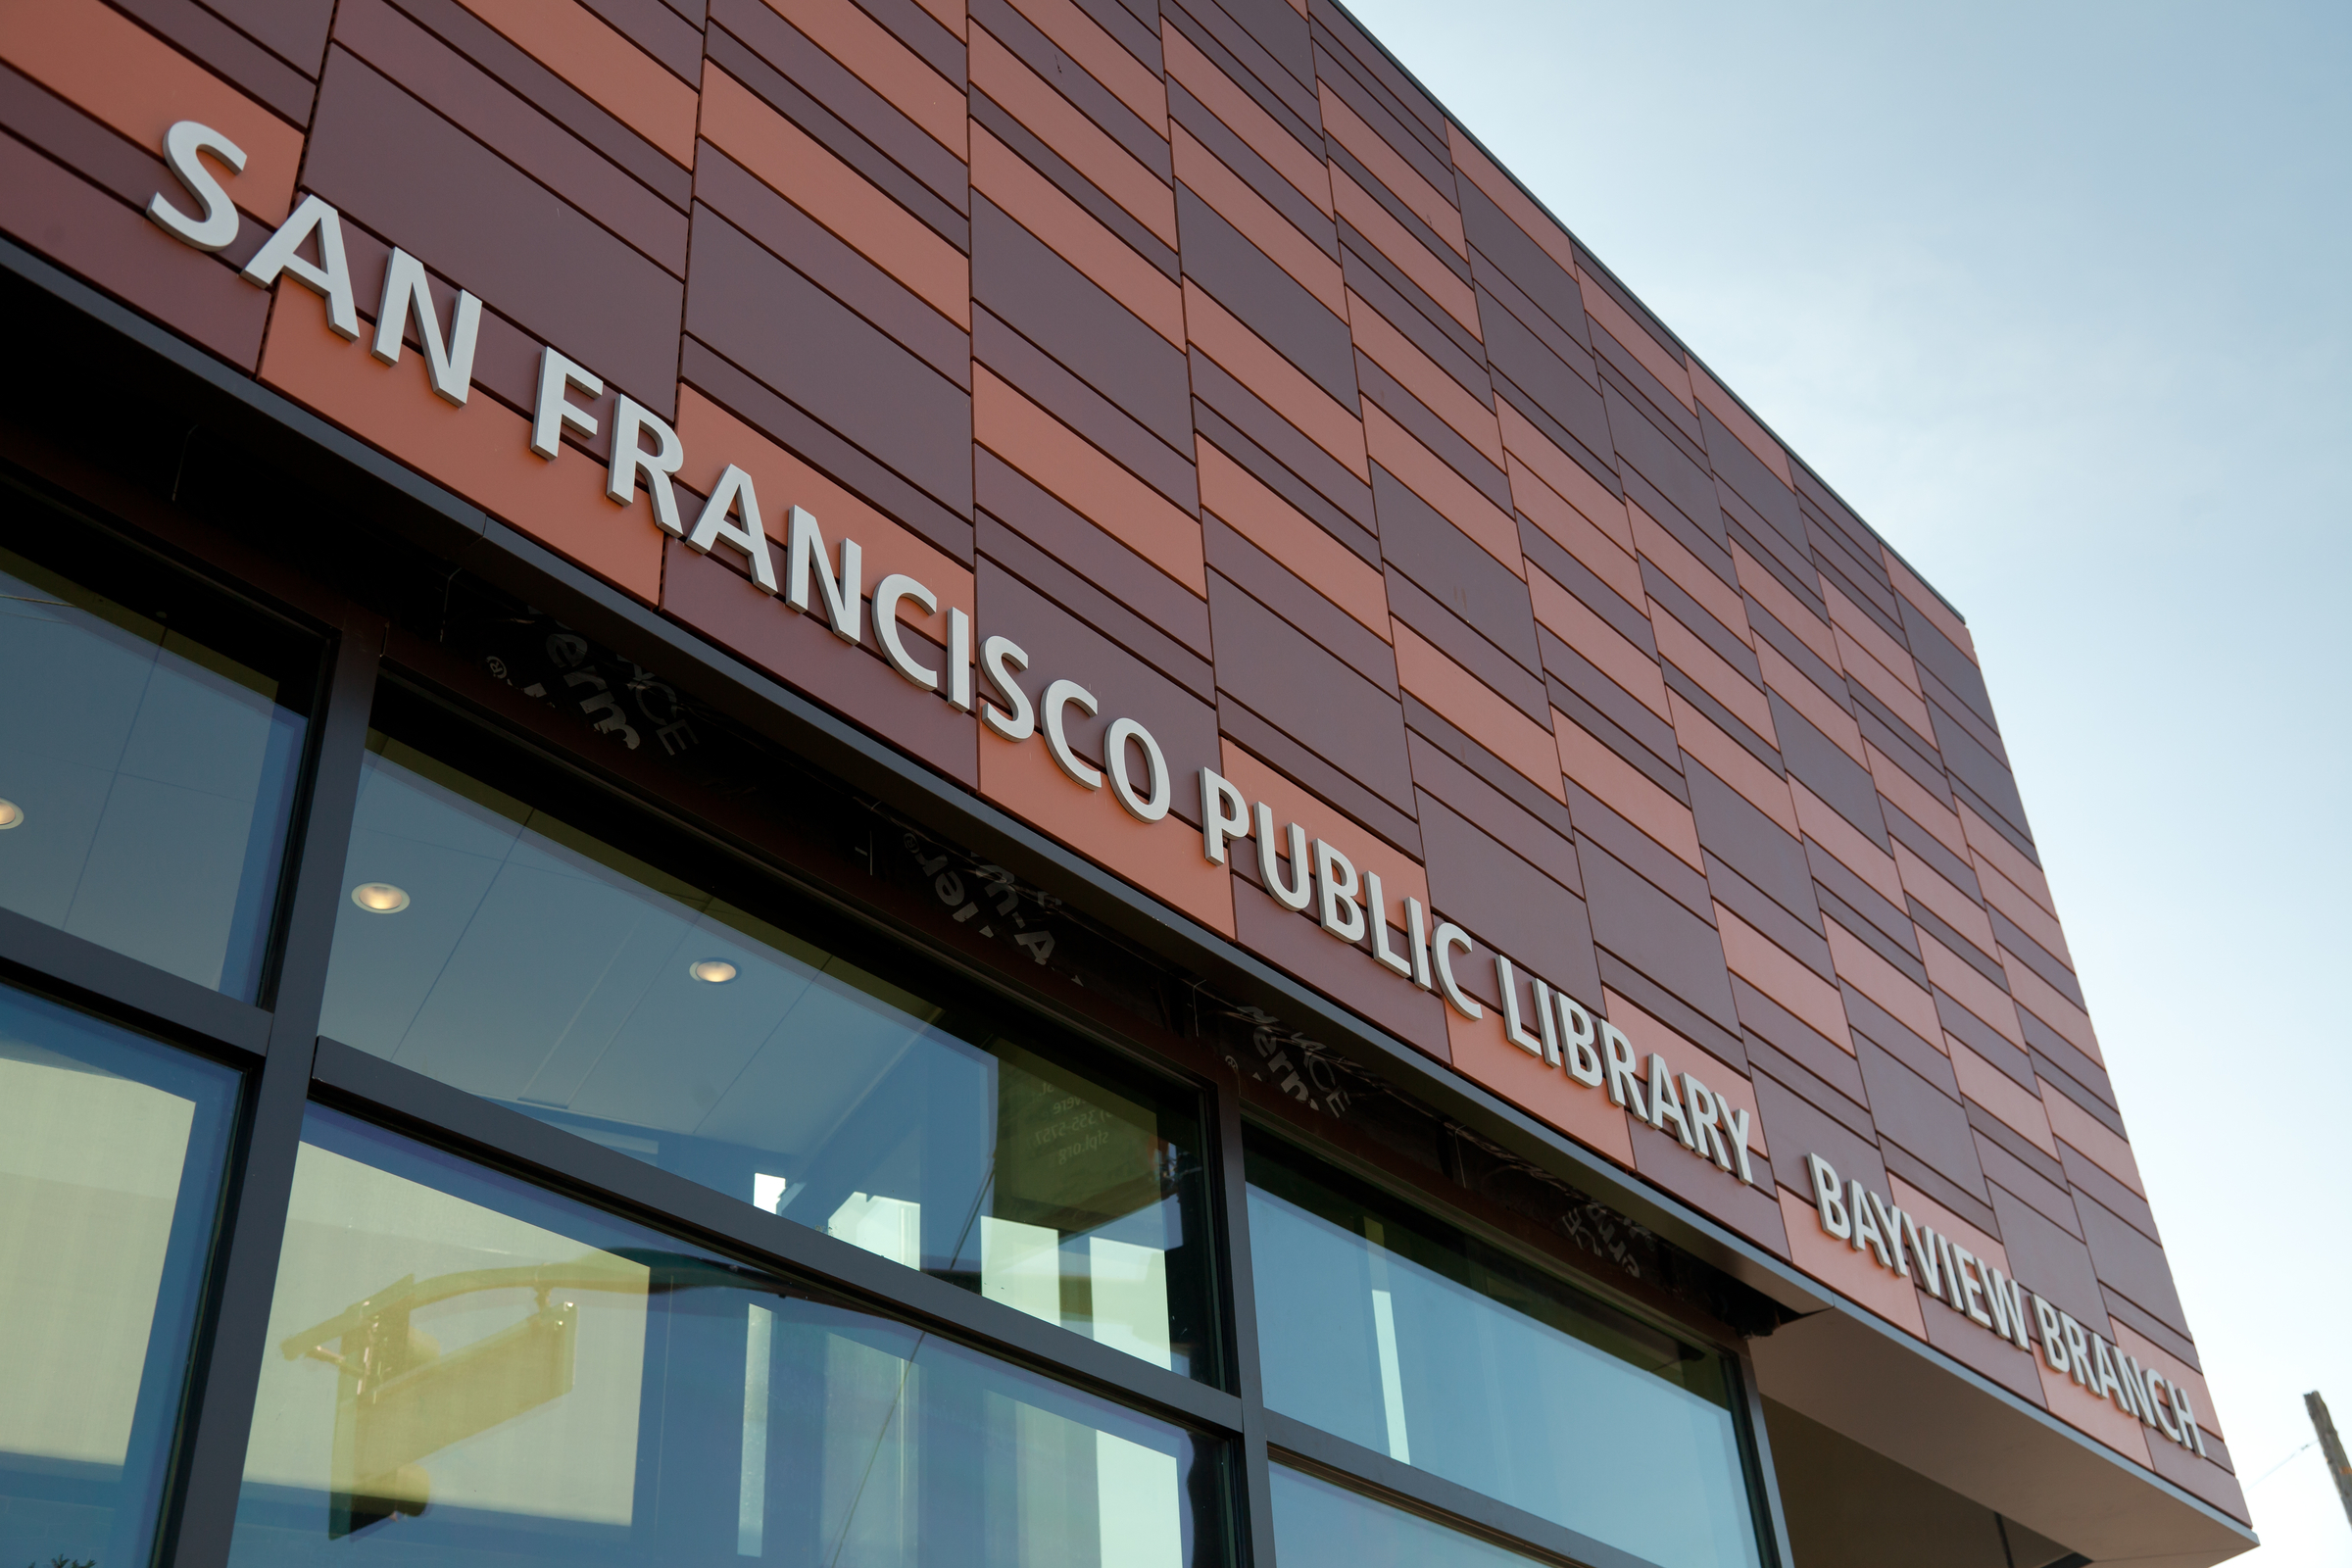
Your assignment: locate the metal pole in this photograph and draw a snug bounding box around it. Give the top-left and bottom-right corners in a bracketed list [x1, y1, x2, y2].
[2309, 1391, 2352, 1532]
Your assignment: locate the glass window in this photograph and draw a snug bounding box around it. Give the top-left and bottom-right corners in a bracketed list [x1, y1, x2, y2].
[1247, 1133, 1762, 1568]
[0, 981, 239, 1566]
[1269, 1466, 1544, 1568]
[229, 1107, 1216, 1568]
[317, 689, 1217, 1381]
[0, 504, 313, 999]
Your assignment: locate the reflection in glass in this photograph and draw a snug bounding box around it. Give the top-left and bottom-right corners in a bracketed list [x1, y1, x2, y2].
[0, 518, 310, 999]
[229, 1109, 1210, 1568]
[316, 701, 1214, 1380]
[0, 982, 239, 1566]
[1247, 1135, 1761, 1568]
[1269, 1466, 1544, 1568]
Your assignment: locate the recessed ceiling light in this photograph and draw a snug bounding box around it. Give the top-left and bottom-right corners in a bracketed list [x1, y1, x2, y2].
[351, 882, 410, 913]
[0, 800, 21, 829]
[689, 958, 738, 984]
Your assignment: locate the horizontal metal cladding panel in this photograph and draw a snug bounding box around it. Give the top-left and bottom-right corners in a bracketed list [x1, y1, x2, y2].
[112, 0, 318, 122]
[13, 0, 2227, 1505]
[1159, 30, 1321, 233]
[972, 124, 1180, 340]
[967, 311, 1196, 518]
[973, 195, 1193, 458]
[1177, 183, 1355, 407]
[1345, 239, 1483, 397]
[576, 0, 707, 83]
[686, 205, 974, 518]
[1190, 356, 1375, 547]
[0, 103, 269, 368]
[1373, 466, 1537, 666]
[767, 0, 963, 150]
[978, 514, 1209, 702]
[970, 0, 1162, 169]
[304, 46, 686, 413]
[682, 340, 973, 561]
[1411, 729, 1580, 895]
[390, 0, 696, 208]
[1207, 525, 1392, 696]
[710, 0, 967, 215]
[1209, 574, 1415, 814]
[980, 450, 1209, 654]
[1163, 0, 1316, 142]
[1176, 120, 1341, 317]
[203, 0, 338, 75]
[332, 0, 690, 271]
[697, 147, 968, 387]
[979, 561, 1218, 818]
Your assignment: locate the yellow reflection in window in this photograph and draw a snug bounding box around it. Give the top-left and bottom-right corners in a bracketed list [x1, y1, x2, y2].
[0, 1054, 196, 1465]
[242, 1143, 649, 1534]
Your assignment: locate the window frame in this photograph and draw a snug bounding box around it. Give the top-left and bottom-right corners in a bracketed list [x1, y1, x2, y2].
[0, 464, 339, 1012]
[329, 663, 1235, 1383]
[1239, 1112, 1782, 1568]
[0, 428, 1798, 1568]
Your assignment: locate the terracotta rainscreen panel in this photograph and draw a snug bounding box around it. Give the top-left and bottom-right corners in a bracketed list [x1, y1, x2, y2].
[6, 0, 2227, 1509]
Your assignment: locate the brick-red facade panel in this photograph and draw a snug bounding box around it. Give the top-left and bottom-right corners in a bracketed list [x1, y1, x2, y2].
[9, 0, 2229, 1505]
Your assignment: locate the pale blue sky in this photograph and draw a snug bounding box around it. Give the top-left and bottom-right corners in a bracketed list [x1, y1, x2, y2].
[1337, 1, 2351, 1559]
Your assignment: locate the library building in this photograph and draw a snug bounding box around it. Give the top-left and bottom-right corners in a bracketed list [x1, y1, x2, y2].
[0, 0, 2252, 1564]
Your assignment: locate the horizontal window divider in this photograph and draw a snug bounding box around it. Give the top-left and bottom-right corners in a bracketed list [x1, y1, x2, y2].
[0, 905, 270, 1060]
[1263, 1409, 1660, 1568]
[1737, 1348, 1800, 1568]
[1212, 1082, 1283, 1568]
[309, 1036, 1248, 1439]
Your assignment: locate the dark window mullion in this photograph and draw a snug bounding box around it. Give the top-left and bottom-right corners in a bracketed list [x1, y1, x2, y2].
[301, 1034, 1247, 1439]
[1266, 1410, 1663, 1568]
[1215, 1074, 1281, 1568]
[1737, 1348, 1799, 1568]
[0, 906, 271, 1059]
[161, 609, 385, 1568]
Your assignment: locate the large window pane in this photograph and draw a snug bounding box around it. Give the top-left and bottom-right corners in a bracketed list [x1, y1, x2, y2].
[0, 982, 239, 1565]
[230, 1107, 1216, 1568]
[0, 501, 313, 999]
[317, 689, 1216, 1381]
[1269, 1466, 1543, 1568]
[1247, 1133, 1761, 1568]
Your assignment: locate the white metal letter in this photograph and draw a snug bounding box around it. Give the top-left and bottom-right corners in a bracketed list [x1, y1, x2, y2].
[1557, 995, 1602, 1087]
[1253, 805, 1311, 911]
[1366, 873, 1412, 977]
[1805, 1153, 1850, 1239]
[686, 465, 779, 591]
[605, 396, 684, 535]
[1433, 923, 1480, 1019]
[981, 636, 1033, 740]
[242, 195, 359, 338]
[1043, 680, 1102, 789]
[148, 121, 245, 251]
[947, 608, 973, 710]
[531, 347, 602, 458]
[785, 506, 861, 643]
[1496, 956, 1543, 1056]
[370, 248, 481, 404]
[1200, 768, 1249, 864]
[1105, 718, 1169, 821]
[1314, 840, 1364, 942]
[873, 574, 941, 689]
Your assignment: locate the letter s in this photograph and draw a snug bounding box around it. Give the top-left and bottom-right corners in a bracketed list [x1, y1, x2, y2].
[148, 122, 246, 252]
[981, 636, 1034, 741]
